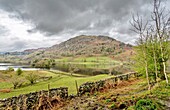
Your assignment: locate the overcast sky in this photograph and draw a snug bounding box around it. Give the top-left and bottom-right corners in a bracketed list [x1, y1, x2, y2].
[0, 0, 169, 52]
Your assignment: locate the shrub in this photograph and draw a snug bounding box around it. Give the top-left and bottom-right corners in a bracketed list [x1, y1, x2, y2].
[16, 68, 23, 76]
[6, 67, 14, 72]
[127, 106, 135, 110]
[110, 103, 115, 109]
[11, 77, 25, 89]
[26, 73, 39, 84]
[135, 99, 157, 110]
[105, 99, 111, 103]
[11, 79, 19, 89]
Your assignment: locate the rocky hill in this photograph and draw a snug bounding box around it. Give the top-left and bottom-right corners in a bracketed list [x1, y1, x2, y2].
[23, 35, 133, 60]
[49, 35, 131, 56]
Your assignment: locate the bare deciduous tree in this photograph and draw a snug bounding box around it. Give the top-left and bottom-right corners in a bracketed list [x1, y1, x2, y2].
[151, 0, 170, 84]
[130, 0, 170, 88]
[130, 14, 151, 90]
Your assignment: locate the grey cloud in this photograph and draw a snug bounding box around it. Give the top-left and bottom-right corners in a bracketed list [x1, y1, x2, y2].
[0, 0, 169, 52]
[0, 0, 25, 12]
[9, 41, 27, 50]
[0, 37, 53, 52]
[0, 0, 152, 35]
[0, 39, 27, 52]
[0, 25, 9, 35]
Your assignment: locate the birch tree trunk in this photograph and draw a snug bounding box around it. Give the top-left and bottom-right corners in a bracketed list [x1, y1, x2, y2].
[153, 0, 169, 84]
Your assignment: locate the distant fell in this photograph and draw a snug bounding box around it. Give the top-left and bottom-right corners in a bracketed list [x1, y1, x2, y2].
[24, 48, 46, 53]
[38, 35, 133, 58]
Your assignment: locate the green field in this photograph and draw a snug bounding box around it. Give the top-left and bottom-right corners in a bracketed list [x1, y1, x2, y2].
[56, 56, 120, 65]
[0, 70, 113, 99]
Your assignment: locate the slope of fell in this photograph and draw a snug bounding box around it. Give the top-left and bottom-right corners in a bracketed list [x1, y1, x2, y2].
[33, 35, 132, 58]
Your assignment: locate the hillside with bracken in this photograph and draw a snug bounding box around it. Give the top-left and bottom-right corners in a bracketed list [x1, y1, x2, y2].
[23, 35, 133, 61]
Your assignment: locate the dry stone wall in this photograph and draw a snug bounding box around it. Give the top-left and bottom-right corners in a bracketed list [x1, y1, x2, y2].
[78, 72, 137, 96]
[0, 87, 68, 110]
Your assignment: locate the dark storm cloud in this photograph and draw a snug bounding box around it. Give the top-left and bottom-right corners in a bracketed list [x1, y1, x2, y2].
[0, 0, 150, 35]
[0, 0, 169, 52]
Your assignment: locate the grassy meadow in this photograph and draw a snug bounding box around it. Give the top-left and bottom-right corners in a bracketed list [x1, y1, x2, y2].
[0, 70, 113, 99]
[55, 56, 121, 68]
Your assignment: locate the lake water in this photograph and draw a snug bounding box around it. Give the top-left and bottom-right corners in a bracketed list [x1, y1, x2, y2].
[0, 63, 40, 71]
[0, 62, 123, 75]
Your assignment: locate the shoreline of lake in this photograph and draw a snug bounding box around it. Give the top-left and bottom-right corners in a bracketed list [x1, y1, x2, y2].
[0, 63, 40, 71]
